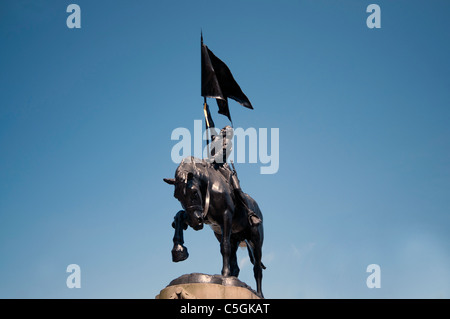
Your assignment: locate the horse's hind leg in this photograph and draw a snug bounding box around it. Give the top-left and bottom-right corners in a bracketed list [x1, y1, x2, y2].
[250, 229, 264, 298]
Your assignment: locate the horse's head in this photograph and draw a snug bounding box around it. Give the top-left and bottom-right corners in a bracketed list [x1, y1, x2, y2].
[164, 171, 205, 231]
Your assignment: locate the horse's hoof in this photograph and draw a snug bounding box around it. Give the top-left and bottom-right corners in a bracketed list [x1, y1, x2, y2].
[172, 244, 189, 262]
[221, 270, 231, 277]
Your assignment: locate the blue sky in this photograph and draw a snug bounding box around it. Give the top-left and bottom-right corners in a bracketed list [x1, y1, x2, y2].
[1, 0, 449, 298]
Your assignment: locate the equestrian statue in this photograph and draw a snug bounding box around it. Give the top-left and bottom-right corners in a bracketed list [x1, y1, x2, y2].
[164, 126, 265, 297]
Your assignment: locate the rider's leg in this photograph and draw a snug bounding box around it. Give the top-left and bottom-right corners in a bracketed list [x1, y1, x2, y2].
[230, 173, 262, 227]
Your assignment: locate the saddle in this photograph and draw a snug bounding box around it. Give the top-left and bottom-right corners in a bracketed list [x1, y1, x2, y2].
[210, 161, 261, 227]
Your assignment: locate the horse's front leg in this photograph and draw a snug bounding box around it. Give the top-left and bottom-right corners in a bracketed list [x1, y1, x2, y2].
[220, 209, 233, 277]
[171, 210, 189, 262]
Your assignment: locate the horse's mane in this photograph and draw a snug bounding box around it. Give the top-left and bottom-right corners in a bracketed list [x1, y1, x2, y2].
[173, 156, 232, 201]
[175, 157, 208, 180]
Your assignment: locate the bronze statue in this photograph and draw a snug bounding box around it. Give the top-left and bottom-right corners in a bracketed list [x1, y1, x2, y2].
[163, 34, 264, 297]
[164, 151, 265, 297]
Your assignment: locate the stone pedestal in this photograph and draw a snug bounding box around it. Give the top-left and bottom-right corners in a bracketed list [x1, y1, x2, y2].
[156, 273, 261, 299]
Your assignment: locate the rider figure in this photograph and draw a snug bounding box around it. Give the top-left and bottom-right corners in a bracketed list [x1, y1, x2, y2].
[208, 125, 262, 227]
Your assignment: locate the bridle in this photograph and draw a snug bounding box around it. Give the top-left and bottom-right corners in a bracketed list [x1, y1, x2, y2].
[183, 168, 210, 219]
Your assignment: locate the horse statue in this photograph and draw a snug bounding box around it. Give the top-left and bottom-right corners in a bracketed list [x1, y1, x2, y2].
[164, 156, 265, 297]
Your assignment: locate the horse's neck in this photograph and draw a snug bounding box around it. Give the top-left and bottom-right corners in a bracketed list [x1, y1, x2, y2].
[201, 165, 235, 208]
[201, 164, 228, 186]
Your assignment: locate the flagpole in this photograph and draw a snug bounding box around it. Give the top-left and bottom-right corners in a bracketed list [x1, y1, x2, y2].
[203, 96, 211, 160]
[201, 31, 209, 160]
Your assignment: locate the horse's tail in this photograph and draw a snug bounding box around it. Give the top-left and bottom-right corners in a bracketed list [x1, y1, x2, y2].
[245, 241, 267, 270]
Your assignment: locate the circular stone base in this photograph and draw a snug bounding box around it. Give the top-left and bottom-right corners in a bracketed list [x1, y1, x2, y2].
[156, 273, 261, 299]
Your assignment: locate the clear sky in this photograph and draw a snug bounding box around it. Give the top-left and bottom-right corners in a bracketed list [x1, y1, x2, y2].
[1, 0, 449, 298]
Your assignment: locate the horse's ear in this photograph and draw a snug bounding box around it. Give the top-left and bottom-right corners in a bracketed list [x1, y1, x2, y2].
[163, 178, 176, 185]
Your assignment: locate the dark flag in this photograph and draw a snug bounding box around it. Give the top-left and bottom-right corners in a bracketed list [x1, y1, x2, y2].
[201, 34, 253, 123]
